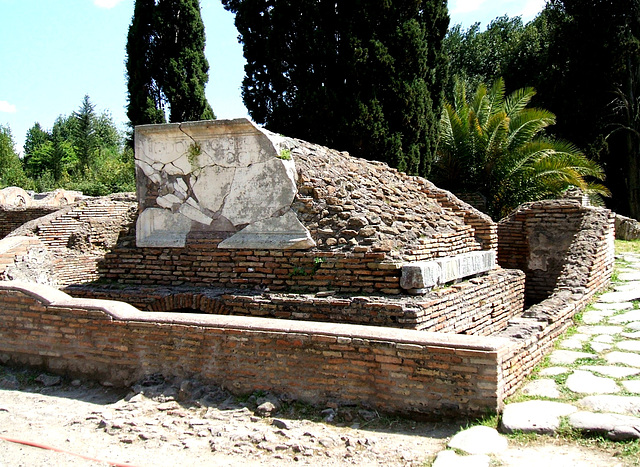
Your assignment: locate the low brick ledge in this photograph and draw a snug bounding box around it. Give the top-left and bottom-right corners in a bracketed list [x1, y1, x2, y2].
[0, 280, 519, 418]
[4, 281, 509, 351]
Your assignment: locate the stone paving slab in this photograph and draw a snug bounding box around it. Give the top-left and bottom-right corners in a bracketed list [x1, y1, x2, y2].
[578, 395, 640, 416]
[613, 282, 640, 293]
[565, 370, 620, 394]
[593, 334, 615, 343]
[568, 411, 640, 440]
[579, 365, 640, 378]
[559, 333, 590, 349]
[576, 325, 625, 335]
[521, 379, 561, 398]
[609, 310, 640, 324]
[539, 367, 570, 376]
[605, 351, 640, 367]
[619, 272, 640, 281]
[591, 341, 613, 352]
[447, 426, 508, 455]
[582, 309, 617, 324]
[592, 302, 633, 311]
[628, 322, 640, 331]
[598, 290, 640, 303]
[500, 401, 577, 434]
[617, 341, 640, 352]
[622, 331, 640, 339]
[549, 350, 596, 365]
[622, 381, 640, 394]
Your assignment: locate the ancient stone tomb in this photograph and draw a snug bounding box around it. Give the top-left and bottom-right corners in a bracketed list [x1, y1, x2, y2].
[128, 118, 502, 296]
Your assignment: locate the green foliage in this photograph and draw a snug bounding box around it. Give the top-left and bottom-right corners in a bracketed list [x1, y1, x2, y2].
[222, 0, 449, 177]
[12, 96, 134, 196]
[0, 125, 29, 188]
[434, 78, 609, 219]
[126, 0, 215, 132]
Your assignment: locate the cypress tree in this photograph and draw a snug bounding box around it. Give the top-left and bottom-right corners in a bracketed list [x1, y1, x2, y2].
[125, 0, 214, 129]
[222, 0, 449, 176]
[125, 0, 166, 130]
[155, 0, 215, 122]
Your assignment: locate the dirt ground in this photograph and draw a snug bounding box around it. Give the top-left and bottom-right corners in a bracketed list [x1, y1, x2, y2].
[0, 365, 632, 467]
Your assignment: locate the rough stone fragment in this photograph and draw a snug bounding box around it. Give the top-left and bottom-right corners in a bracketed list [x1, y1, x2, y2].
[568, 411, 640, 440]
[35, 374, 62, 387]
[521, 379, 561, 398]
[565, 370, 620, 394]
[447, 426, 508, 455]
[500, 400, 577, 434]
[549, 350, 596, 365]
[219, 211, 315, 250]
[136, 208, 192, 248]
[432, 450, 490, 467]
[191, 165, 235, 213]
[221, 158, 296, 226]
[578, 395, 640, 416]
[156, 192, 182, 209]
[605, 351, 640, 368]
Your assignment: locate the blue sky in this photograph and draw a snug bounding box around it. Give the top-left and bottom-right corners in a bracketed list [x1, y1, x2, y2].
[0, 0, 546, 153]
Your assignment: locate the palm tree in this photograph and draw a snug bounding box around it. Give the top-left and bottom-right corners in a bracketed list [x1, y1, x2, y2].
[434, 78, 609, 219]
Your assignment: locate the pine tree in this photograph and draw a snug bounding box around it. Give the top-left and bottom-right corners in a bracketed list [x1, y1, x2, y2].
[222, 0, 449, 176]
[72, 95, 98, 171]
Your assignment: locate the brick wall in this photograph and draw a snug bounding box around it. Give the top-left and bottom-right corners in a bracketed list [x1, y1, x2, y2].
[496, 201, 615, 398]
[7, 194, 137, 286]
[0, 207, 60, 238]
[68, 268, 525, 335]
[497, 200, 615, 304]
[0, 281, 510, 419]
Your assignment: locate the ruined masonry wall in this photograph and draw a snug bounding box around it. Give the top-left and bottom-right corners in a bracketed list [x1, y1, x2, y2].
[497, 202, 615, 398]
[497, 200, 615, 304]
[68, 268, 525, 335]
[0, 207, 60, 239]
[0, 282, 510, 419]
[6, 194, 137, 286]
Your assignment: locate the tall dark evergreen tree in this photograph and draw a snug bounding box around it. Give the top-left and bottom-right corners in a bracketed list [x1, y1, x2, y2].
[222, 0, 449, 176]
[155, 0, 215, 122]
[125, 0, 214, 130]
[73, 95, 98, 171]
[125, 0, 166, 130]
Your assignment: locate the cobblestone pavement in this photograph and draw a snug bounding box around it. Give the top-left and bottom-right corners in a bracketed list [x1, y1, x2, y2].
[435, 251, 640, 466]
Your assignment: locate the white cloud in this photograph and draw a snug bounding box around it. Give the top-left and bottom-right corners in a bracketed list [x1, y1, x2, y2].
[520, 0, 547, 20]
[0, 101, 16, 113]
[93, 0, 125, 9]
[450, 0, 489, 15]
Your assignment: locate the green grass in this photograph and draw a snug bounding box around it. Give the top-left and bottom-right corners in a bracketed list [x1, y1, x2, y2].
[615, 239, 640, 255]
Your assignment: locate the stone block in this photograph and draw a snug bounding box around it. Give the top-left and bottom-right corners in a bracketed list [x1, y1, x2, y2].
[400, 250, 496, 294]
[135, 119, 313, 250]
